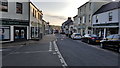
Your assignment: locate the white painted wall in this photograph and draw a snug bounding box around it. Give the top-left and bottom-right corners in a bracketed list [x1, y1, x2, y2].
[30, 4, 39, 27]
[93, 9, 119, 24]
[119, 9, 120, 34]
[10, 26, 14, 41]
[1, 2, 29, 21]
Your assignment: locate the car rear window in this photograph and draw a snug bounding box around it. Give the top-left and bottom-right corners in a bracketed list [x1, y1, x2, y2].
[90, 35, 97, 37]
[75, 34, 81, 36]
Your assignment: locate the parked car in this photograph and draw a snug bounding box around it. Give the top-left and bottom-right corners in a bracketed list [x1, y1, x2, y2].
[60, 31, 65, 34]
[100, 34, 120, 52]
[81, 34, 101, 44]
[71, 33, 81, 40]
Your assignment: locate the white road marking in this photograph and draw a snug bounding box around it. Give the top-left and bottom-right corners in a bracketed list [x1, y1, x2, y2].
[61, 39, 63, 40]
[10, 51, 50, 54]
[49, 42, 52, 52]
[53, 41, 68, 67]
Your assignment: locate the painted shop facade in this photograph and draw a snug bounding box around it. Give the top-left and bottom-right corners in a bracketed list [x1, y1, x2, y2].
[0, 0, 43, 42]
[92, 2, 120, 38]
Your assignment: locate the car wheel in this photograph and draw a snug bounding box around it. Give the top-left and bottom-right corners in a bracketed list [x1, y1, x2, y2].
[117, 48, 120, 53]
[118, 48, 120, 53]
[100, 43, 105, 49]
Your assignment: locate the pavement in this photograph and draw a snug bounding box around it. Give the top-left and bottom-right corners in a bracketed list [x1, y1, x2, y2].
[1, 34, 65, 67]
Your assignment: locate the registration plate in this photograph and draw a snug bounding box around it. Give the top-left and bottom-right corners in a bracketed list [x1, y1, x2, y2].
[96, 40, 100, 42]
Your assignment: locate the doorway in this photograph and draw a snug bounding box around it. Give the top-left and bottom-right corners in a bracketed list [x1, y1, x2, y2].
[14, 27, 27, 41]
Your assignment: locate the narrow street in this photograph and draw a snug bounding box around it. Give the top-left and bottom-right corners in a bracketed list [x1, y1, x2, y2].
[56, 34, 118, 66]
[1, 34, 119, 68]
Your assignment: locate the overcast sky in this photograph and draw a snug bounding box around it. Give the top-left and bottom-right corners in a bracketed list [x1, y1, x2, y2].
[30, 0, 115, 26]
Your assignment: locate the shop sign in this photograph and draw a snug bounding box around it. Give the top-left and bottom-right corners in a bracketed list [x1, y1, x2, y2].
[0, 20, 29, 26]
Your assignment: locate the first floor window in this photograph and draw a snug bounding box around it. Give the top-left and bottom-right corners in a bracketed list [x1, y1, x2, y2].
[16, 2, 22, 14]
[96, 15, 98, 23]
[0, 0, 8, 12]
[109, 12, 112, 21]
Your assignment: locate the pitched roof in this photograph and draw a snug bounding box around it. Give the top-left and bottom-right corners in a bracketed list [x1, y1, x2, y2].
[94, 2, 120, 15]
[62, 17, 73, 26]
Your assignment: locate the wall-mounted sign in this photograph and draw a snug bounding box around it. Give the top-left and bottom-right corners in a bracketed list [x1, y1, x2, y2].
[1, 19, 29, 26]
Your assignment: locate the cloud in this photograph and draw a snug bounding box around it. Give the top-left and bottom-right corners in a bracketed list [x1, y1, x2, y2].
[45, 14, 67, 20]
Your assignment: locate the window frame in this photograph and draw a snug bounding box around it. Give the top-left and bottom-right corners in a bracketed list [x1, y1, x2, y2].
[1, 0, 8, 12]
[96, 15, 98, 23]
[34, 10, 36, 18]
[109, 12, 112, 21]
[16, 2, 23, 14]
[33, 9, 34, 17]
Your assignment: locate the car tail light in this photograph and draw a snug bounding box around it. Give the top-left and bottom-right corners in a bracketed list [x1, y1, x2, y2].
[91, 37, 95, 39]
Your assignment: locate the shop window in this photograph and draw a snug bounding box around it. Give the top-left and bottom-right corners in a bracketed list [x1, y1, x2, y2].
[35, 27, 38, 37]
[0, 26, 10, 41]
[109, 12, 112, 21]
[0, 0, 8, 12]
[15, 30, 19, 39]
[16, 2, 22, 14]
[21, 30, 25, 39]
[31, 27, 39, 38]
[31, 27, 34, 38]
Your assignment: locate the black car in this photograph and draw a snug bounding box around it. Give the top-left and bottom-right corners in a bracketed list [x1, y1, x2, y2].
[100, 34, 120, 52]
[81, 34, 101, 44]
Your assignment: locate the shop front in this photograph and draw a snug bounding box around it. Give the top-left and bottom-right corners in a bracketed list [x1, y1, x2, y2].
[30, 21, 42, 40]
[93, 23, 119, 38]
[14, 27, 27, 41]
[31, 27, 39, 39]
[1, 19, 29, 42]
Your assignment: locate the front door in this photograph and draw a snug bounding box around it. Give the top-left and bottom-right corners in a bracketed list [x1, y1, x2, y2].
[14, 27, 27, 41]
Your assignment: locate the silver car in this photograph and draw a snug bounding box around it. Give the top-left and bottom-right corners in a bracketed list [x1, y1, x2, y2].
[71, 33, 81, 40]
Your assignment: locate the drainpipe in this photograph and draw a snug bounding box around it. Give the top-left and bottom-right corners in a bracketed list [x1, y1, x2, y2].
[118, 9, 120, 34]
[103, 28, 106, 39]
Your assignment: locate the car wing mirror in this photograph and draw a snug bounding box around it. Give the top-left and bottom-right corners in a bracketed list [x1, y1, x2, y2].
[104, 38, 108, 40]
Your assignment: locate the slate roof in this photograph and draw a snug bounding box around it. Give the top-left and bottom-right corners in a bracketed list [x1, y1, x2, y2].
[62, 17, 73, 26]
[94, 2, 120, 15]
